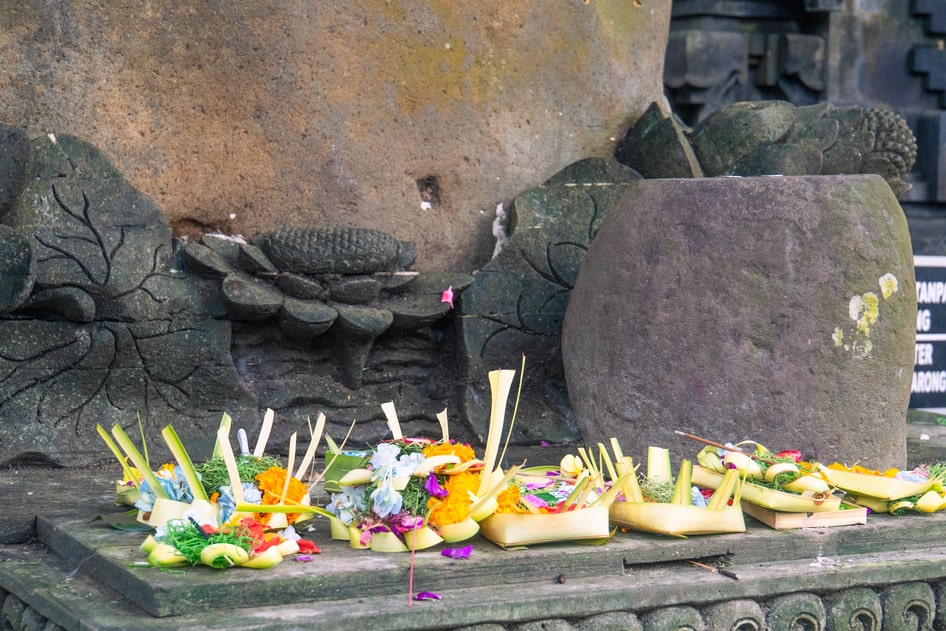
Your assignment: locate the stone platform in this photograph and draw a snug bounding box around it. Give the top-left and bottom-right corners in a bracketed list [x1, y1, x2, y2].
[5, 457, 946, 631]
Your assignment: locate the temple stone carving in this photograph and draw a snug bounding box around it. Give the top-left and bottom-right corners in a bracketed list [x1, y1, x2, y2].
[618, 101, 917, 196]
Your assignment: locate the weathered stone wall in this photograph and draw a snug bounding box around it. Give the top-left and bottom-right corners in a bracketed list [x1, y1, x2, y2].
[0, 1, 671, 273]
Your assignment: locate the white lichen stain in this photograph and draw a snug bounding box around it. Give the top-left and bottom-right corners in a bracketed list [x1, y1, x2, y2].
[879, 273, 899, 299]
[832, 327, 844, 347]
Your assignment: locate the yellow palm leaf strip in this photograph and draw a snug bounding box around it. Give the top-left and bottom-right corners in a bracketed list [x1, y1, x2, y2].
[253, 408, 275, 458]
[562, 471, 591, 511]
[235, 501, 335, 520]
[381, 401, 402, 440]
[598, 443, 619, 485]
[615, 456, 643, 503]
[588, 472, 632, 508]
[496, 355, 526, 468]
[111, 424, 168, 500]
[161, 425, 209, 502]
[295, 413, 325, 480]
[311, 419, 357, 492]
[610, 437, 625, 461]
[672, 459, 693, 505]
[478, 369, 517, 496]
[216, 426, 244, 505]
[437, 407, 449, 443]
[96, 423, 139, 488]
[211, 413, 232, 460]
[707, 468, 740, 510]
[577, 447, 599, 482]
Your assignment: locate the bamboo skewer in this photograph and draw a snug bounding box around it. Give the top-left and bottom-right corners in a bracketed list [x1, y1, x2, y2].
[687, 559, 738, 580]
[674, 430, 780, 465]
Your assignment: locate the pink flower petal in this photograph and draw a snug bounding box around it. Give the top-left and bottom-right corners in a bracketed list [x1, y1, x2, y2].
[294, 554, 315, 562]
[441, 286, 455, 309]
[441, 544, 473, 559]
[414, 591, 442, 601]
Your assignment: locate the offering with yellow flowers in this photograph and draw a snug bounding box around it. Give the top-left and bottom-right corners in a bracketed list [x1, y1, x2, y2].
[98, 410, 327, 570]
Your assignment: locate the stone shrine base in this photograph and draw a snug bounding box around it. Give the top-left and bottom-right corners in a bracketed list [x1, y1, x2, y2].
[3, 456, 946, 631]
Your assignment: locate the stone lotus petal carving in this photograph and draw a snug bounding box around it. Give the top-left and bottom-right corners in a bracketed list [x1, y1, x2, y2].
[182, 227, 470, 390]
[253, 227, 417, 275]
[619, 100, 918, 196]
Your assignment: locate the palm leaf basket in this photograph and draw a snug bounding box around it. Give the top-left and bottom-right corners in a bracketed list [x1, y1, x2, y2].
[691, 465, 841, 513]
[815, 464, 939, 501]
[478, 504, 613, 548]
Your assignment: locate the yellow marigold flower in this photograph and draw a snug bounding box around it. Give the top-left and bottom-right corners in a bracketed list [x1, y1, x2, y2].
[422, 441, 477, 463]
[426, 471, 480, 527]
[255, 466, 308, 525]
[495, 484, 522, 514]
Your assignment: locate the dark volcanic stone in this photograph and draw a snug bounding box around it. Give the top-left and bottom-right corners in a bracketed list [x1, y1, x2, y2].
[562, 175, 915, 469]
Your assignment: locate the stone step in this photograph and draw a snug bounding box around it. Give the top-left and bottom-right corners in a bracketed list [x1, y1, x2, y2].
[4, 527, 946, 630]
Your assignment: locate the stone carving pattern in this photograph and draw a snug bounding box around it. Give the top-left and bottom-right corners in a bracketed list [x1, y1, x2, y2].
[7, 582, 946, 631]
[457, 158, 640, 446]
[0, 133, 247, 464]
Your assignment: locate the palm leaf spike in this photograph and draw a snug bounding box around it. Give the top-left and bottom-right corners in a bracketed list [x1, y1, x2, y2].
[280, 432, 297, 504]
[161, 425, 209, 502]
[381, 401, 402, 440]
[470, 463, 524, 517]
[562, 471, 591, 511]
[216, 425, 245, 505]
[478, 368, 517, 497]
[96, 423, 140, 488]
[598, 443, 619, 485]
[211, 413, 233, 459]
[136, 412, 149, 467]
[253, 408, 275, 458]
[610, 437, 625, 460]
[589, 472, 632, 508]
[577, 446, 603, 488]
[111, 424, 169, 501]
[436, 408, 449, 443]
[295, 413, 325, 480]
[310, 419, 357, 492]
[496, 355, 526, 468]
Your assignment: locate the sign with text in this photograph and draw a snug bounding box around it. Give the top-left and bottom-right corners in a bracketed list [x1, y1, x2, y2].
[912, 255, 946, 411]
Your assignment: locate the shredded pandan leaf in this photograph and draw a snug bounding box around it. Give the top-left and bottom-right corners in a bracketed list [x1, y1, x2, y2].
[924, 461, 946, 481]
[161, 520, 255, 566]
[196, 455, 282, 497]
[641, 478, 675, 504]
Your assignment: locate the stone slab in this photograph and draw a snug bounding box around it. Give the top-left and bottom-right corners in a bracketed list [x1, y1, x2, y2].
[8, 465, 946, 630]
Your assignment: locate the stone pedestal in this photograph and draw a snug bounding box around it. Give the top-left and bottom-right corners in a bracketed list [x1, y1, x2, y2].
[562, 175, 916, 468]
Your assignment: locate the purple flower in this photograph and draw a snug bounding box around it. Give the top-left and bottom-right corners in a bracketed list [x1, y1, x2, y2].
[441, 544, 473, 560]
[540, 441, 551, 447]
[295, 555, 315, 562]
[425, 473, 448, 498]
[415, 591, 442, 601]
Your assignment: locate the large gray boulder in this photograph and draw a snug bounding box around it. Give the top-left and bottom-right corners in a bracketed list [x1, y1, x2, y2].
[562, 175, 915, 469]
